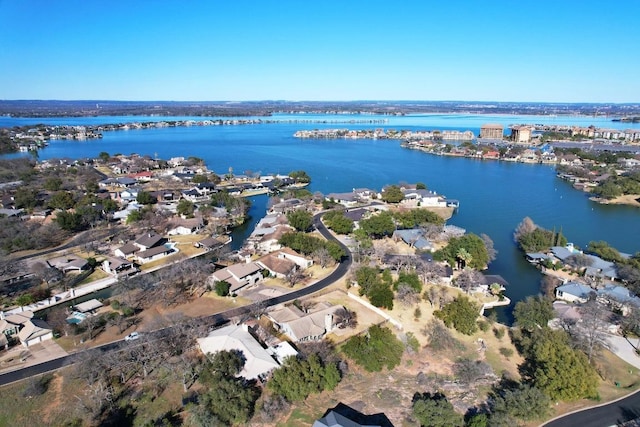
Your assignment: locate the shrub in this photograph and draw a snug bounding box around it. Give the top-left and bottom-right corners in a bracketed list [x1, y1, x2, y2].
[499, 347, 514, 358]
[493, 327, 505, 339]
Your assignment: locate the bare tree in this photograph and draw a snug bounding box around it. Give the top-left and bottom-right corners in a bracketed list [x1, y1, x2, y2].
[540, 274, 561, 300]
[455, 268, 485, 294]
[397, 284, 420, 307]
[312, 247, 332, 268]
[480, 233, 498, 262]
[514, 216, 537, 242]
[421, 318, 462, 352]
[286, 268, 306, 287]
[424, 286, 440, 308]
[574, 299, 611, 363]
[565, 253, 594, 270]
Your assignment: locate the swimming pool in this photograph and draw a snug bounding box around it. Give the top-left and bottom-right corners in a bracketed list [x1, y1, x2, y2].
[66, 311, 87, 324]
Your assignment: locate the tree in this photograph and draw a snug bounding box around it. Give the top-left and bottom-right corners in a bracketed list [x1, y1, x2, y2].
[453, 357, 493, 384]
[198, 351, 260, 425]
[434, 233, 490, 270]
[136, 190, 156, 205]
[288, 170, 311, 183]
[480, 233, 497, 262]
[520, 328, 598, 401]
[434, 295, 479, 335]
[286, 210, 313, 232]
[268, 354, 340, 402]
[513, 217, 537, 242]
[214, 280, 231, 297]
[381, 185, 404, 203]
[490, 383, 551, 422]
[44, 177, 63, 191]
[411, 392, 463, 427]
[416, 182, 427, 190]
[323, 210, 354, 234]
[54, 210, 85, 231]
[455, 268, 485, 293]
[513, 295, 554, 331]
[573, 299, 610, 363]
[359, 211, 395, 238]
[177, 199, 195, 217]
[587, 240, 624, 263]
[341, 325, 403, 372]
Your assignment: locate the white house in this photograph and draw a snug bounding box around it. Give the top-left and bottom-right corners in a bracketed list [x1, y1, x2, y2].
[267, 303, 342, 342]
[197, 323, 281, 381]
[16, 318, 54, 348]
[400, 189, 447, 207]
[555, 282, 593, 303]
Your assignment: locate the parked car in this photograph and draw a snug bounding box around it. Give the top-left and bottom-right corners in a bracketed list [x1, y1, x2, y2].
[124, 332, 140, 342]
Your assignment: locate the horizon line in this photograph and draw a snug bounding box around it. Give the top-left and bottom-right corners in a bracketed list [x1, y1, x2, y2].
[2, 99, 640, 106]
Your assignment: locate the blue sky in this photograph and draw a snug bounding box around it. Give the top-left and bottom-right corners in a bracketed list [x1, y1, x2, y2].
[1, 0, 638, 102]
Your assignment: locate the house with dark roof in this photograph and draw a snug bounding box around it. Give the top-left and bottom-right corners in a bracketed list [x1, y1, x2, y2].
[136, 245, 174, 264]
[313, 403, 393, 427]
[134, 232, 164, 250]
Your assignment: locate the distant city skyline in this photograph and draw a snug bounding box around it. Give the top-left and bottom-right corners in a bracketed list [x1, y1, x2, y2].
[1, 0, 639, 103]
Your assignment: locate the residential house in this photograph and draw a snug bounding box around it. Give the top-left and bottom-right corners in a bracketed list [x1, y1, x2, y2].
[392, 229, 435, 252]
[555, 282, 593, 303]
[400, 188, 447, 207]
[267, 303, 343, 342]
[313, 403, 393, 427]
[256, 253, 296, 279]
[114, 242, 140, 259]
[269, 198, 306, 214]
[134, 232, 164, 251]
[195, 235, 232, 251]
[102, 256, 138, 277]
[17, 318, 54, 348]
[167, 216, 204, 236]
[207, 262, 264, 293]
[597, 285, 640, 315]
[47, 256, 89, 273]
[325, 192, 359, 207]
[197, 323, 284, 381]
[136, 245, 174, 264]
[73, 299, 103, 315]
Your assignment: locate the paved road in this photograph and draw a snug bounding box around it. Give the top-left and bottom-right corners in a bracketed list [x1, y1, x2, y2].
[542, 389, 640, 427]
[0, 212, 352, 386]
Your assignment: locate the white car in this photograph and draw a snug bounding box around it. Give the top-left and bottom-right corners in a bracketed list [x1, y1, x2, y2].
[124, 332, 140, 342]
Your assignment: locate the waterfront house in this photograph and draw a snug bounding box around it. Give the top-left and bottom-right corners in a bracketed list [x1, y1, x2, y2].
[115, 242, 140, 259]
[101, 256, 137, 277]
[555, 282, 593, 303]
[480, 124, 504, 140]
[207, 262, 264, 293]
[167, 216, 204, 235]
[47, 256, 89, 273]
[325, 192, 359, 207]
[136, 245, 174, 264]
[197, 323, 286, 381]
[400, 189, 447, 208]
[134, 232, 164, 251]
[393, 228, 435, 252]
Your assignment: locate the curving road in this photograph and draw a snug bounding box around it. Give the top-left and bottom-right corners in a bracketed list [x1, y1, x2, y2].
[541, 389, 640, 427]
[0, 212, 352, 387]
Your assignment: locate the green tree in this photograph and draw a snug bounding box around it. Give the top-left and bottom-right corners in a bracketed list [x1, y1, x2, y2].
[411, 392, 463, 427]
[191, 174, 208, 184]
[286, 210, 313, 232]
[54, 210, 85, 231]
[416, 182, 427, 190]
[136, 190, 156, 205]
[48, 191, 76, 210]
[177, 199, 196, 217]
[434, 295, 479, 335]
[490, 383, 551, 422]
[214, 281, 231, 297]
[587, 240, 624, 263]
[98, 151, 110, 162]
[341, 325, 403, 372]
[394, 271, 422, 293]
[198, 351, 260, 425]
[359, 211, 395, 238]
[268, 354, 340, 402]
[288, 170, 311, 183]
[126, 210, 142, 224]
[520, 329, 598, 401]
[44, 177, 63, 191]
[381, 185, 405, 203]
[13, 188, 39, 210]
[323, 210, 354, 234]
[434, 234, 490, 270]
[513, 295, 554, 331]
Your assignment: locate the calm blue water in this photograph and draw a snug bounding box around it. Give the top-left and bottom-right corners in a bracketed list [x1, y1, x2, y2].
[4, 113, 640, 322]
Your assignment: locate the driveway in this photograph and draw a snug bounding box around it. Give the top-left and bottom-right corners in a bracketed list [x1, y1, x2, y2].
[606, 334, 640, 370]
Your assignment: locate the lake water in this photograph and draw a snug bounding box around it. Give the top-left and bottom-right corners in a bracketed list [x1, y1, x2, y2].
[4, 113, 640, 322]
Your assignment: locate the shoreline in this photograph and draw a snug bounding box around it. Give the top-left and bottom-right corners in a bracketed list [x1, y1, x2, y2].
[590, 194, 640, 208]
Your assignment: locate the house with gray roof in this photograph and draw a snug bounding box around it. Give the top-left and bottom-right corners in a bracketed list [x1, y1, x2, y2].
[267, 303, 342, 342]
[597, 285, 640, 315]
[555, 282, 594, 303]
[393, 229, 434, 252]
